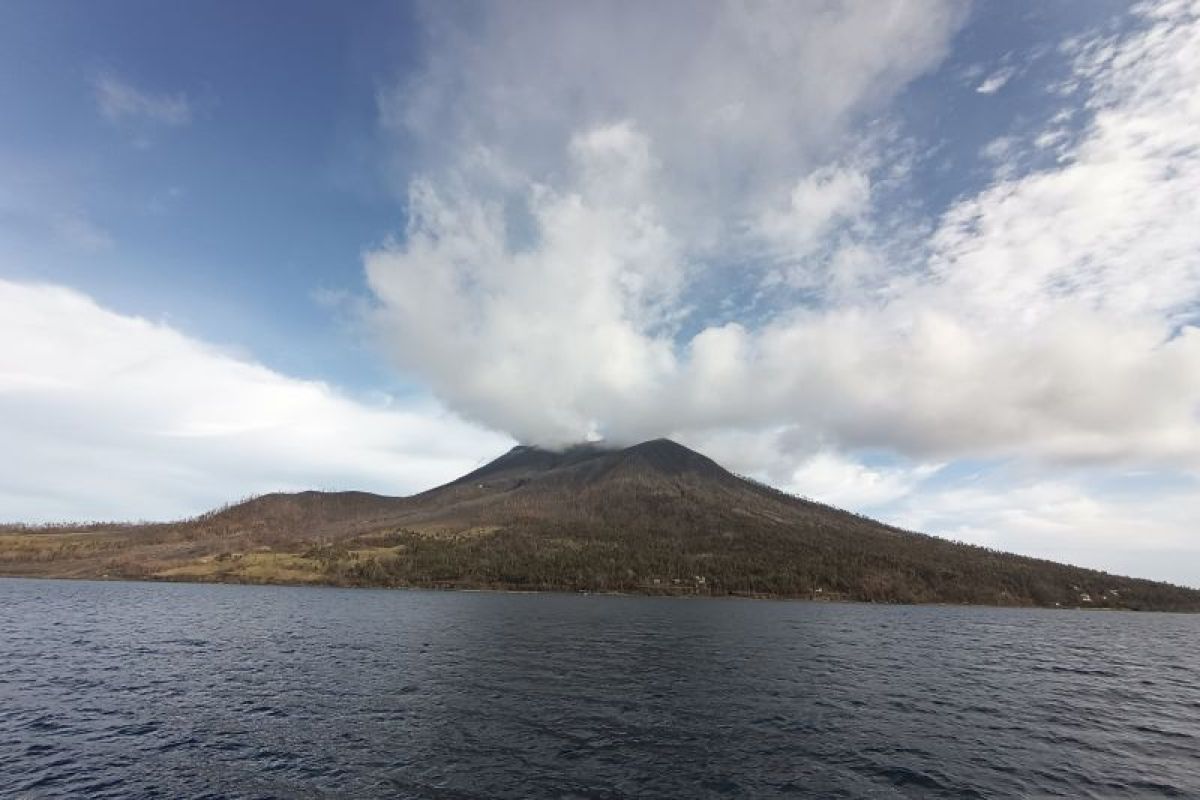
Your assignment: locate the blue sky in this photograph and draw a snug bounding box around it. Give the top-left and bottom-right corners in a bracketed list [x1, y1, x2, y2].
[3, 1, 1199, 586]
[1, 0, 420, 387]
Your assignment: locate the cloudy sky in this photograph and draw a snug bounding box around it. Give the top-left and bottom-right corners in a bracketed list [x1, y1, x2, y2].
[3, 1, 1199, 586]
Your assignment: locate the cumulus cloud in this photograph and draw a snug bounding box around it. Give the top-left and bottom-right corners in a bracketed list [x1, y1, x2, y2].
[366, 121, 683, 446]
[368, 0, 966, 444]
[366, 0, 1200, 475]
[0, 280, 510, 522]
[93, 72, 192, 127]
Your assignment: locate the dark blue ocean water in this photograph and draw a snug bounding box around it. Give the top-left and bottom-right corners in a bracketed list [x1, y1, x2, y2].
[1, 578, 1197, 798]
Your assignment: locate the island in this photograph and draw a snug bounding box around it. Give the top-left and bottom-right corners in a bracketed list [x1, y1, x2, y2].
[2, 439, 1198, 611]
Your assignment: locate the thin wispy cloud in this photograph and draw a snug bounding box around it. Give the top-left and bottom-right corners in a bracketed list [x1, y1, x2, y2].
[52, 212, 113, 252]
[0, 161, 114, 254]
[93, 72, 191, 127]
[975, 65, 1016, 94]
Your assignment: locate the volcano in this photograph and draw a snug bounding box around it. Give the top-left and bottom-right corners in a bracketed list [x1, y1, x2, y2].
[2, 439, 1198, 610]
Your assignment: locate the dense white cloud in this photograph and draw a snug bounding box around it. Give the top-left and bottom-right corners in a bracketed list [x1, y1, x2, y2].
[366, 121, 683, 446]
[369, 0, 967, 445]
[0, 280, 509, 522]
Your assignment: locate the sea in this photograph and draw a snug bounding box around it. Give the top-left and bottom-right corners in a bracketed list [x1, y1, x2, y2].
[1, 577, 1197, 798]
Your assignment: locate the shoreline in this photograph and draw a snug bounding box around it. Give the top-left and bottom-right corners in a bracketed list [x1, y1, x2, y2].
[0, 572, 1178, 613]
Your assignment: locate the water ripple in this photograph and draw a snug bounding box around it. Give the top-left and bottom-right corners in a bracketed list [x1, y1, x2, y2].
[1, 578, 1198, 798]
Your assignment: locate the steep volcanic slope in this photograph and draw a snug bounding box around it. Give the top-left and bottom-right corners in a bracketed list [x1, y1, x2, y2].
[401, 439, 750, 525]
[2, 439, 1199, 610]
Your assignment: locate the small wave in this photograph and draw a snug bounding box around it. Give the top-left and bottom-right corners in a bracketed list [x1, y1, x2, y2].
[1043, 665, 1119, 677]
[1132, 724, 1194, 740]
[876, 765, 949, 792]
